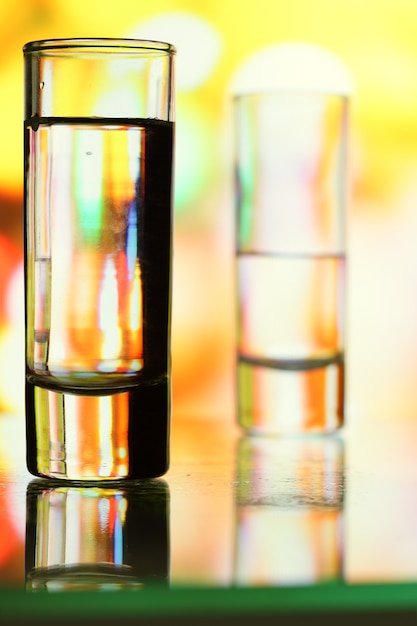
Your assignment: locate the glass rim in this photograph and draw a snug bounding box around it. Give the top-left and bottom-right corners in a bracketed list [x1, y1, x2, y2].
[23, 37, 176, 55]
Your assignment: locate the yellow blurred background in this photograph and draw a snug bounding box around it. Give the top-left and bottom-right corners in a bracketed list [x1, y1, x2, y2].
[1, 0, 417, 425]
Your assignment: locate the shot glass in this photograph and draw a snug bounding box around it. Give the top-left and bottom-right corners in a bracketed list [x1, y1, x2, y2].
[234, 91, 348, 434]
[24, 39, 175, 480]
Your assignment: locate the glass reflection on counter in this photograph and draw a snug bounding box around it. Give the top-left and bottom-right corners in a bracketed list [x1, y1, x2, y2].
[25, 480, 170, 592]
[234, 435, 344, 586]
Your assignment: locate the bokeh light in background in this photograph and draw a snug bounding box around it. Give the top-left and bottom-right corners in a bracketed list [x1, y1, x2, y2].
[1, 0, 417, 423]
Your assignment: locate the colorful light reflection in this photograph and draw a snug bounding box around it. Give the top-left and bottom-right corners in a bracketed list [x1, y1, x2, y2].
[0, 0, 417, 421]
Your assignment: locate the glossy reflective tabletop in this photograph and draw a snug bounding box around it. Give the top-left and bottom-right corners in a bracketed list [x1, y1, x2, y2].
[1, 413, 417, 624]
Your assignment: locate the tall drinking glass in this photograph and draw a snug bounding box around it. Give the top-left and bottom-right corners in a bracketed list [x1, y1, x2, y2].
[234, 92, 347, 434]
[24, 39, 175, 480]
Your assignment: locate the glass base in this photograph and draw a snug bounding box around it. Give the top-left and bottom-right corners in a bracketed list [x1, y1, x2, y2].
[237, 357, 344, 435]
[25, 378, 170, 481]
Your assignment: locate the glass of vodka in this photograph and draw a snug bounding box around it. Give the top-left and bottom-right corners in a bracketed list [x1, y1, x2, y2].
[24, 39, 175, 479]
[234, 91, 348, 434]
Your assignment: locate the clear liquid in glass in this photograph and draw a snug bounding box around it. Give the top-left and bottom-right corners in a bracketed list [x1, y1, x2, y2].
[236, 252, 345, 433]
[24, 116, 173, 478]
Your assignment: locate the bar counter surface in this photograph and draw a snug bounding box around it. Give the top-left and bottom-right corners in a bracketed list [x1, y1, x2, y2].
[0, 412, 417, 624]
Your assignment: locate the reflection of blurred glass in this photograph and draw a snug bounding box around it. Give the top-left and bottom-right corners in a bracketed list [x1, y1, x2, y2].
[234, 436, 344, 586]
[25, 480, 169, 592]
